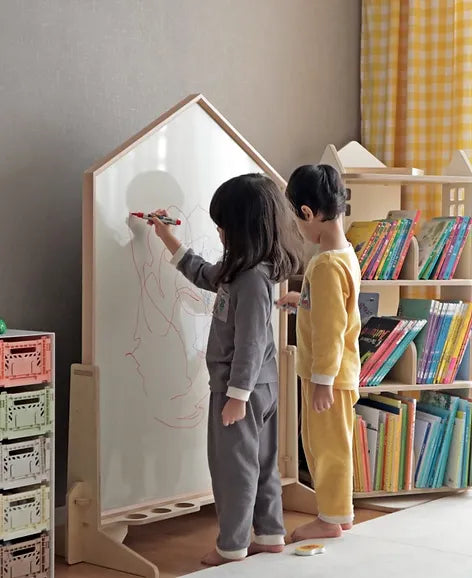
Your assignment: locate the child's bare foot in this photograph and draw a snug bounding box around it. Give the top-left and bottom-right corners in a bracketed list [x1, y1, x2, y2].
[248, 542, 284, 556]
[341, 522, 353, 531]
[201, 549, 245, 566]
[291, 517, 342, 541]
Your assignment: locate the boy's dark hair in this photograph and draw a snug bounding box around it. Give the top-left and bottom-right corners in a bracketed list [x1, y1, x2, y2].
[286, 164, 346, 221]
[209, 173, 301, 284]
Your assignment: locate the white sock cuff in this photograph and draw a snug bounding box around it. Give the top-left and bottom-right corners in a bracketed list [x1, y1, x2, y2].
[254, 534, 285, 546]
[216, 546, 248, 560]
[318, 513, 354, 524]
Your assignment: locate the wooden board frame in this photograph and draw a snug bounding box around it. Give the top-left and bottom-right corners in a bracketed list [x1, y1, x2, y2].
[67, 94, 315, 576]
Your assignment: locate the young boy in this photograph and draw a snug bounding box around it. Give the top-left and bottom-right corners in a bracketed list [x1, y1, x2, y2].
[278, 164, 361, 540]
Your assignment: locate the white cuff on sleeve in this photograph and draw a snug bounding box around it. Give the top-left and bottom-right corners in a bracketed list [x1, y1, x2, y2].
[169, 244, 188, 266]
[216, 546, 247, 560]
[311, 373, 335, 386]
[226, 387, 251, 401]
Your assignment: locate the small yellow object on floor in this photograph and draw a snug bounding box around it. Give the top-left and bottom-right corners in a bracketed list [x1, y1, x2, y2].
[294, 544, 326, 556]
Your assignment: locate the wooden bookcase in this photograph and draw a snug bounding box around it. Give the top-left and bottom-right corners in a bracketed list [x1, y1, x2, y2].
[295, 141, 472, 501]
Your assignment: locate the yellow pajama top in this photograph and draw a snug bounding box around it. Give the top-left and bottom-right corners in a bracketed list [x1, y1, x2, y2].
[297, 246, 361, 390]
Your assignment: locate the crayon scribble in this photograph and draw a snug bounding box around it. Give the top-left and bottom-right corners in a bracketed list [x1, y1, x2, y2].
[125, 204, 220, 429]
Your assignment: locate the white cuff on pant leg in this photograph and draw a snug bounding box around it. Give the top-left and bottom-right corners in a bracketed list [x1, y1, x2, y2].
[254, 535, 285, 546]
[216, 546, 248, 560]
[318, 512, 354, 525]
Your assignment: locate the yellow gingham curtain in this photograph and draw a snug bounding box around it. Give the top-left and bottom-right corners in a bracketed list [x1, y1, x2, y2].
[361, 0, 472, 220]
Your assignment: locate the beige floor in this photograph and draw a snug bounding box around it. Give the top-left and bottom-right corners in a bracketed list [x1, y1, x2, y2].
[55, 506, 384, 578]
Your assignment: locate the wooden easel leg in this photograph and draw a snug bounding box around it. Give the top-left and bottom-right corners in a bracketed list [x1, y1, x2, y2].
[283, 482, 318, 516]
[85, 529, 158, 578]
[66, 481, 158, 577]
[66, 364, 159, 577]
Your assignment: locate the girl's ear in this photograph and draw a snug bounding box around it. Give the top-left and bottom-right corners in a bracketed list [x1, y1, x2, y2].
[300, 205, 314, 221]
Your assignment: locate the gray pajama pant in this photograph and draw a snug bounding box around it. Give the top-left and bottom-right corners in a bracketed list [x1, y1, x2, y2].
[208, 382, 286, 559]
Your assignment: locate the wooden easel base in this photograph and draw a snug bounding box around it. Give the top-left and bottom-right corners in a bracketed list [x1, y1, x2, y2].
[67, 481, 158, 577]
[283, 482, 318, 515]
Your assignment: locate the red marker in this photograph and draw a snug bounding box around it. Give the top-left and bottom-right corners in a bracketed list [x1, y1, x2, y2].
[130, 212, 181, 226]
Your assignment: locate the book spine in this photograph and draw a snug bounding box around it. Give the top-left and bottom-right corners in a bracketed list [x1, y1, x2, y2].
[405, 400, 416, 490]
[416, 301, 438, 384]
[393, 212, 420, 279]
[383, 219, 407, 279]
[447, 307, 472, 382]
[358, 223, 382, 268]
[437, 303, 464, 383]
[414, 421, 431, 485]
[434, 398, 460, 487]
[420, 221, 454, 279]
[434, 218, 461, 279]
[361, 224, 386, 276]
[448, 217, 472, 279]
[366, 223, 392, 280]
[422, 303, 446, 384]
[361, 419, 372, 491]
[431, 304, 456, 384]
[376, 421, 386, 491]
[376, 220, 399, 280]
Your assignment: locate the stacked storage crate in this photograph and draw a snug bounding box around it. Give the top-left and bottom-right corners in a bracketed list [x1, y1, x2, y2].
[0, 331, 53, 577]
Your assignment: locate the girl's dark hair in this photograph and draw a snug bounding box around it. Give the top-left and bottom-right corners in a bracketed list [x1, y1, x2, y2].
[209, 173, 300, 284]
[286, 164, 346, 221]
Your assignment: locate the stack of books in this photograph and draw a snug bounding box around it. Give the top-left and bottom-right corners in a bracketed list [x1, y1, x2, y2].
[399, 299, 472, 384]
[353, 391, 472, 492]
[347, 210, 420, 280]
[417, 216, 472, 280]
[359, 316, 427, 387]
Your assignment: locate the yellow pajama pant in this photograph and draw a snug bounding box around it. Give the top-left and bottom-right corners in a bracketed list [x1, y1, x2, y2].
[301, 379, 359, 524]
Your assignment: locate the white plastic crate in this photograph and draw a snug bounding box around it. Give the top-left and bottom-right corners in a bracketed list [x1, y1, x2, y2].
[0, 390, 53, 440]
[1, 486, 49, 541]
[1, 438, 50, 490]
[0, 533, 49, 578]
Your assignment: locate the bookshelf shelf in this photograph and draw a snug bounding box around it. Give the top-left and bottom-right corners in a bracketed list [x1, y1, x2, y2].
[361, 279, 472, 287]
[359, 380, 472, 394]
[344, 174, 472, 185]
[353, 487, 471, 499]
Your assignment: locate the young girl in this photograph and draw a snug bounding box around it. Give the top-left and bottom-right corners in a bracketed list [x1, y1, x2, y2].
[278, 164, 361, 540]
[150, 173, 299, 565]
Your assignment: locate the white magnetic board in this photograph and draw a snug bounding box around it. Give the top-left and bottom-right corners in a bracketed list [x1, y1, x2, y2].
[85, 96, 284, 513]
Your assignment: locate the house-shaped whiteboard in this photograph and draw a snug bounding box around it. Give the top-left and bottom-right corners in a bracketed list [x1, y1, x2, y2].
[82, 94, 285, 514]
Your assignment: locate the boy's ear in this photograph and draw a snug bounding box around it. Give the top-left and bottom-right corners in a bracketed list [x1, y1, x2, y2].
[300, 205, 314, 221]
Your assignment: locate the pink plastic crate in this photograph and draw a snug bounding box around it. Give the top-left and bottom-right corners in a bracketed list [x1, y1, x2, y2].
[0, 338, 51, 388]
[1, 534, 49, 577]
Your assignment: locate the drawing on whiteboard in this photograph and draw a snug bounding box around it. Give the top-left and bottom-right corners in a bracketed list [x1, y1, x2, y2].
[126, 203, 221, 429]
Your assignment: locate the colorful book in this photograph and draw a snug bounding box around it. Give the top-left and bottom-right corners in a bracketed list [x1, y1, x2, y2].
[445, 411, 465, 488]
[417, 218, 455, 278]
[433, 217, 462, 279]
[418, 391, 460, 487]
[415, 411, 442, 487]
[386, 210, 421, 279]
[414, 418, 431, 484]
[346, 221, 382, 265]
[370, 320, 426, 386]
[444, 216, 472, 279]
